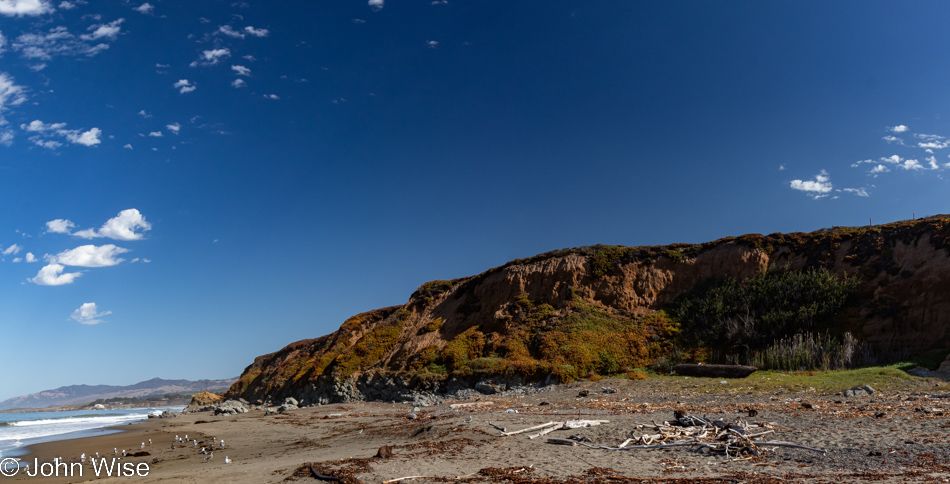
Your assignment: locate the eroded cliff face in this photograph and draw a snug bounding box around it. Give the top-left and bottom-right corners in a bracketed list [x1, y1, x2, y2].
[226, 216, 950, 404]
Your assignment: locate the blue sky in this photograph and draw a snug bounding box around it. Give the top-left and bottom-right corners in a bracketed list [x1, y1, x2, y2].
[1, 0, 949, 401]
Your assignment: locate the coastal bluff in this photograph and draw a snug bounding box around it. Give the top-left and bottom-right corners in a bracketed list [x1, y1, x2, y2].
[225, 216, 950, 406]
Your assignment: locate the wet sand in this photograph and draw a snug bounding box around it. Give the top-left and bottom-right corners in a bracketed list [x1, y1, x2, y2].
[6, 377, 950, 483]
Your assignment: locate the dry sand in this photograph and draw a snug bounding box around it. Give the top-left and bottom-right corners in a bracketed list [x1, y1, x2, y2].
[6, 378, 950, 483]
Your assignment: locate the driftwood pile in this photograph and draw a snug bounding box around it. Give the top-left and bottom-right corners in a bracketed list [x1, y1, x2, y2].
[496, 412, 826, 458]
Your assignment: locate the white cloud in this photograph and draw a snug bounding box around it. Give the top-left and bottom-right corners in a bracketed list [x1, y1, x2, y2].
[0, 0, 53, 16]
[29, 263, 82, 285]
[927, 155, 939, 170]
[842, 187, 869, 197]
[901, 159, 923, 170]
[31, 138, 62, 149]
[166, 122, 180, 134]
[133, 2, 152, 14]
[12, 24, 118, 60]
[368, 0, 384, 10]
[46, 218, 75, 234]
[426, 40, 439, 48]
[66, 127, 100, 146]
[263, 93, 279, 100]
[148, 131, 162, 137]
[0, 72, 28, 110]
[22, 119, 67, 132]
[123, 143, 132, 149]
[58, 1, 74, 9]
[190, 48, 230, 67]
[870, 164, 889, 175]
[80, 19, 124, 41]
[231, 78, 246, 88]
[244, 26, 268, 37]
[137, 109, 151, 118]
[70, 302, 111, 325]
[25, 252, 36, 262]
[789, 170, 833, 199]
[2, 243, 21, 255]
[218, 25, 244, 38]
[0, 31, 6, 54]
[173, 79, 195, 94]
[19, 120, 100, 147]
[778, 164, 785, 171]
[12, 257, 21, 262]
[231, 64, 250, 76]
[352, 18, 366, 24]
[889, 125, 908, 133]
[52, 244, 128, 267]
[242, 54, 256, 62]
[882, 135, 904, 145]
[72, 208, 151, 241]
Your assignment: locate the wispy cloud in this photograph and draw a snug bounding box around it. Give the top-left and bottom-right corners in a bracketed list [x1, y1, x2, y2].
[889, 124, 908, 133]
[190, 48, 230, 67]
[173, 79, 196, 94]
[841, 187, 869, 197]
[70, 302, 111, 324]
[231, 65, 250, 76]
[231, 78, 246, 88]
[789, 170, 833, 199]
[369, 0, 383, 10]
[80, 19, 124, 41]
[263, 93, 279, 100]
[20, 120, 101, 148]
[244, 26, 268, 37]
[2, 243, 21, 255]
[1, 72, 28, 145]
[12, 20, 123, 60]
[166, 122, 180, 134]
[132, 2, 152, 14]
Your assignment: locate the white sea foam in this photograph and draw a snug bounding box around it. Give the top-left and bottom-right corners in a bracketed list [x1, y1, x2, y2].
[0, 407, 182, 458]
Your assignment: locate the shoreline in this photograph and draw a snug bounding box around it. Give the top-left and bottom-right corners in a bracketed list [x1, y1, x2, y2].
[2, 377, 949, 483]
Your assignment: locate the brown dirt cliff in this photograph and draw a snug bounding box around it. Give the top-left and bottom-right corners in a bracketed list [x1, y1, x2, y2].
[226, 216, 950, 404]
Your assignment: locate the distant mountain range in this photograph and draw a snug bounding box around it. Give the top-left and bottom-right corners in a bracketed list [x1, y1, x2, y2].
[0, 377, 237, 410]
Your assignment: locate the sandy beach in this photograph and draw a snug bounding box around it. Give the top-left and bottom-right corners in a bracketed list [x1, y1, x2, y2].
[6, 377, 950, 484]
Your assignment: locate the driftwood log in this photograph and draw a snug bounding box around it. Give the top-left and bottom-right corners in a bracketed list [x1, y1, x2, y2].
[673, 364, 757, 378]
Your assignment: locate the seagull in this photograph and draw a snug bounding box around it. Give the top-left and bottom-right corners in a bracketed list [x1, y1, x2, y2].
[175, 435, 179, 441]
[114, 448, 117, 455]
[464, 415, 473, 423]
[194, 440, 198, 447]
[121, 450, 126, 457]
[203, 452, 214, 462]
[140, 442, 145, 449]
[148, 439, 152, 445]
[95, 452, 99, 459]
[357, 428, 363, 434]
[200, 447, 207, 455]
[224, 456, 232, 464]
[220, 439, 225, 448]
[81, 453, 86, 463]
[184, 434, 188, 441]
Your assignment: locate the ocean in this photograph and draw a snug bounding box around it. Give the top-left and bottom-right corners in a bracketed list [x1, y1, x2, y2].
[0, 407, 184, 462]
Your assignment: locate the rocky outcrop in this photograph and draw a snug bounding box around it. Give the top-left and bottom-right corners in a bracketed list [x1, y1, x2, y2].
[183, 391, 223, 413]
[936, 354, 950, 380]
[226, 216, 950, 404]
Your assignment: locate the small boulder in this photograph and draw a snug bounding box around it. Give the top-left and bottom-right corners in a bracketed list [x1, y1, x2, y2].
[475, 381, 499, 395]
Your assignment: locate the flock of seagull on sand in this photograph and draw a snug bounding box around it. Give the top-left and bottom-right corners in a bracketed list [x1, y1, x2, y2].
[66, 434, 232, 467]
